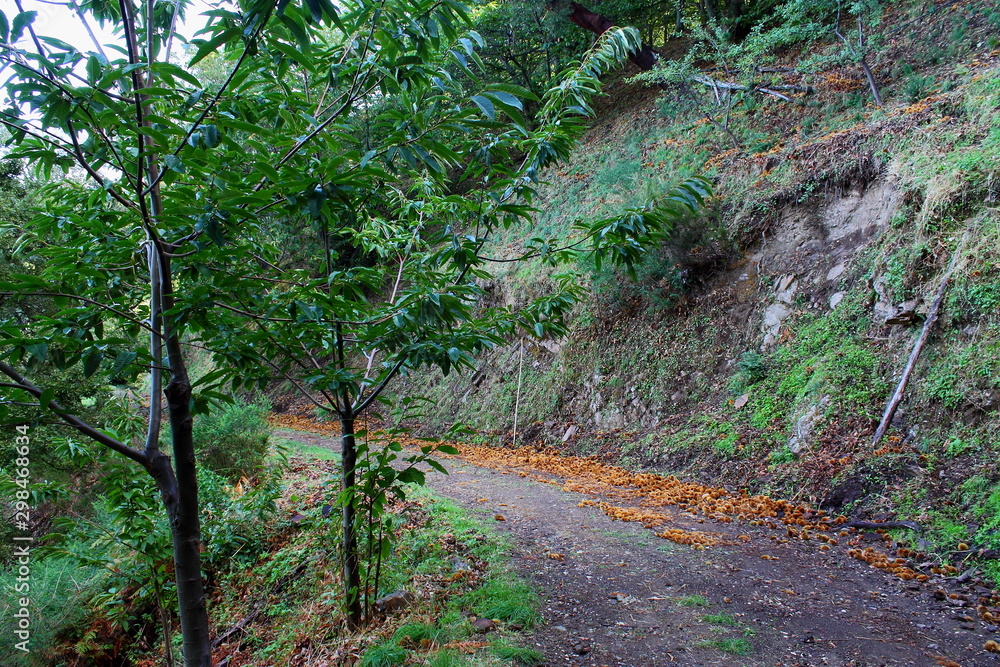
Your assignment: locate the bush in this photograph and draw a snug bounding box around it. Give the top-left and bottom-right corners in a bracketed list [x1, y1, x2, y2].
[193, 398, 271, 481]
[198, 466, 283, 573]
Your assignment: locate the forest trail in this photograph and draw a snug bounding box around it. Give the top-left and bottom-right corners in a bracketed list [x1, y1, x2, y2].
[277, 428, 1000, 667]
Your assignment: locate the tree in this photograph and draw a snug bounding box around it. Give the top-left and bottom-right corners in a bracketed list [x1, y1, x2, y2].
[1, 0, 707, 661]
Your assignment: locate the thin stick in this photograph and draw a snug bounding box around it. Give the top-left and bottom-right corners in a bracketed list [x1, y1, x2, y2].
[871, 226, 973, 447]
[512, 339, 524, 447]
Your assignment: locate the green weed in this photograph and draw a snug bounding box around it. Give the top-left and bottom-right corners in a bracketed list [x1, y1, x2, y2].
[696, 637, 754, 655]
[460, 577, 541, 629]
[701, 613, 738, 626]
[490, 640, 545, 666]
[360, 642, 407, 667]
[677, 594, 710, 607]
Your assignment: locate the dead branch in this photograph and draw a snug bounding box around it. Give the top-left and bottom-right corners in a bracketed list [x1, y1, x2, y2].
[690, 75, 802, 102]
[834, 3, 883, 107]
[870, 225, 973, 448]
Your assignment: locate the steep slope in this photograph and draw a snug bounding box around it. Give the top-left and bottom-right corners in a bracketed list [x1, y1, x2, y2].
[404, 3, 1000, 587]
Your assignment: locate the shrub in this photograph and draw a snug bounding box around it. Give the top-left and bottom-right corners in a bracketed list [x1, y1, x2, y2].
[193, 398, 272, 481]
[198, 466, 283, 573]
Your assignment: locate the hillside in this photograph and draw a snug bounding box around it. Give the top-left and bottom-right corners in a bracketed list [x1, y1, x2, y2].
[404, 0, 1000, 588]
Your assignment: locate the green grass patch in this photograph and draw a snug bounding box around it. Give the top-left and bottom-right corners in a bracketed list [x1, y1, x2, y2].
[459, 576, 541, 629]
[490, 640, 545, 666]
[696, 637, 754, 655]
[677, 594, 710, 607]
[360, 642, 407, 667]
[274, 435, 340, 461]
[701, 613, 738, 626]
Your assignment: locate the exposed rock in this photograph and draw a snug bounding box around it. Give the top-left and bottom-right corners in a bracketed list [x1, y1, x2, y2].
[885, 300, 922, 325]
[787, 398, 829, 454]
[471, 617, 496, 633]
[764, 303, 791, 329]
[827, 263, 846, 281]
[375, 590, 414, 614]
[829, 291, 845, 309]
[762, 303, 792, 347]
[562, 424, 578, 442]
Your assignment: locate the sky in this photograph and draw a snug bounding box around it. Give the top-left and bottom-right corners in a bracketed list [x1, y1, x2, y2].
[0, 0, 212, 57]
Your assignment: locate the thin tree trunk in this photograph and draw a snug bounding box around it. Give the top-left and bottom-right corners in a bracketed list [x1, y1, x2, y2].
[159, 254, 213, 667]
[340, 415, 363, 627]
[870, 227, 971, 447]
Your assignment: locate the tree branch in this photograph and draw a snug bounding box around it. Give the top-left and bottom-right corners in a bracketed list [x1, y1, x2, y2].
[0, 361, 147, 465]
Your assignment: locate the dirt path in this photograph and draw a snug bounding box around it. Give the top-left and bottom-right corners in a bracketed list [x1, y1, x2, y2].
[277, 430, 1000, 667]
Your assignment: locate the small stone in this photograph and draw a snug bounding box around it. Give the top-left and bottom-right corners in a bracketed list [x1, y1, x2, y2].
[554, 625, 568, 633]
[827, 263, 846, 281]
[829, 291, 845, 309]
[374, 590, 414, 613]
[471, 618, 496, 633]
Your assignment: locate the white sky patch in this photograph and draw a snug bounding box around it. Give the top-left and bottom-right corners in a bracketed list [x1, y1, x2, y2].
[0, 0, 213, 58]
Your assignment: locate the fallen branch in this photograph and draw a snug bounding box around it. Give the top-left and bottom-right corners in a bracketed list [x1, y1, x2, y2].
[690, 75, 806, 102]
[212, 560, 311, 648]
[870, 225, 973, 448]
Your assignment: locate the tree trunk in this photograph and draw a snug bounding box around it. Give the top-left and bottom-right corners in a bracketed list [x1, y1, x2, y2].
[158, 253, 213, 666]
[161, 375, 212, 667]
[566, 2, 659, 71]
[340, 415, 363, 627]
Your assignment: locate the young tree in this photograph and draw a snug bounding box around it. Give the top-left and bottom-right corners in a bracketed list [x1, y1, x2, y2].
[1, 0, 707, 661]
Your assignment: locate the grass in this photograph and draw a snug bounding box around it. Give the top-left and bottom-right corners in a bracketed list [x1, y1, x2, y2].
[274, 435, 340, 461]
[360, 642, 408, 667]
[0, 558, 102, 667]
[459, 576, 541, 629]
[677, 594, 710, 607]
[696, 637, 754, 656]
[489, 640, 545, 666]
[701, 613, 738, 626]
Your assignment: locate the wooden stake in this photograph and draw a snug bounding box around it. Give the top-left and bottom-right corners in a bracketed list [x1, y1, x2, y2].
[512, 340, 524, 447]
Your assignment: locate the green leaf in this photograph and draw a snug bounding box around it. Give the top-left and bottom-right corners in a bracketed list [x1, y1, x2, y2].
[38, 387, 54, 409]
[202, 124, 219, 148]
[425, 459, 447, 475]
[485, 90, 522, 110]
[25, 342, 47, 363]
[83, 350, 103, 377]
[11, 11, 36, 42]
[470, 95, 494, 121]
[189, 28, 241, 66]
[0, 11, 9, 44]
[86, 55, 102, 85]
[163, 155, 186, 173]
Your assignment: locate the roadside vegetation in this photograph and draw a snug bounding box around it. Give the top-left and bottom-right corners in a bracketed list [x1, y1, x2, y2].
[404, 0, 1000, 588]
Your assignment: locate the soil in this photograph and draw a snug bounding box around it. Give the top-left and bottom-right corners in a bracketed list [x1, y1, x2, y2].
[277, 429, 1000, 667]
